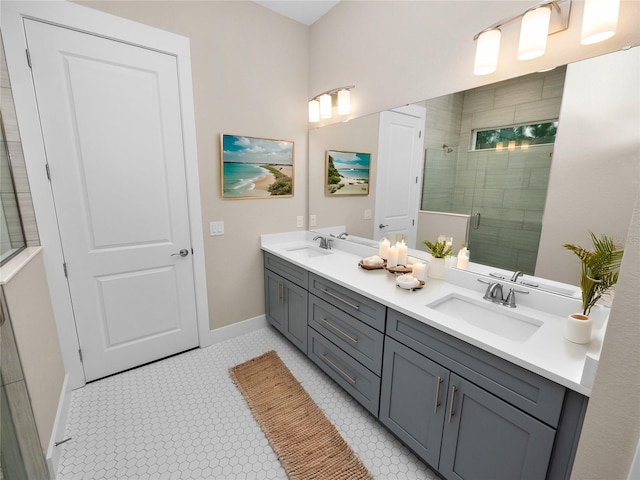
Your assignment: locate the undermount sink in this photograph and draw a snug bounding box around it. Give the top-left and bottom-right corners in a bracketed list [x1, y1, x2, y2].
[285, 245, 333, 258]
[427, 293, 543, 342]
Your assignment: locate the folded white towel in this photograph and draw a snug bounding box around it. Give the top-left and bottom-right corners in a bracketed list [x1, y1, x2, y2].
[362, 255, 384, 266]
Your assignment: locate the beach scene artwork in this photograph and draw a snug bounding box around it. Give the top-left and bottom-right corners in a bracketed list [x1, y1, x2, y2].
[326, 150, 371, 196]
[221, 134, 294, 198]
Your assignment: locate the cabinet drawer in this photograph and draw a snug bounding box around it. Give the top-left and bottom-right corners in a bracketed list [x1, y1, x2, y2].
[309, 294, 384, 375]
[263, 252, 308, 289]
[387, 309, 565, 427]
[309, 273, 386, 332]
[308, 329, 381, 416]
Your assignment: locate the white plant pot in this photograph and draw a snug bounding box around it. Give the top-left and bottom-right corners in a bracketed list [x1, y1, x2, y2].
[428, 257, 446, 279]
[564, 313, 593, 344]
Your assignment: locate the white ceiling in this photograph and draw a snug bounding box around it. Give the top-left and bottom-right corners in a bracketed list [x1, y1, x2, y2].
[253, 1, 340, 26]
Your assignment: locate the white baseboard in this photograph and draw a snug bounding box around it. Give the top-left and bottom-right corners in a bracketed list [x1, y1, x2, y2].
[46, 373, 71, 480]
[209, 314, 269, 344]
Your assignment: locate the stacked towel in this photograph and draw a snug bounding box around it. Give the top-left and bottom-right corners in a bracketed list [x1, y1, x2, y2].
[362, 255, 384, 266]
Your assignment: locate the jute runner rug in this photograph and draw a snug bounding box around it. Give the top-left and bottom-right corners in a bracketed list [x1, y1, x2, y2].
[229, 351, 372, 480]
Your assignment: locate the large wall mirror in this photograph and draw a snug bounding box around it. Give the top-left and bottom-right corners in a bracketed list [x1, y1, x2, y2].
[309, 47, 639, 287]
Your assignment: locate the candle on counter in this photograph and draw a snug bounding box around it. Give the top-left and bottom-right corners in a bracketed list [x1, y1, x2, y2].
[388, 246, 398, 267]
[412, 262, 427, 282]
[379, 238, 390, 260]
[396, 240, 408, 266]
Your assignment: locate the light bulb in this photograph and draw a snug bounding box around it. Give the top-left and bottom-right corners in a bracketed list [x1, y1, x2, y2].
[319, 94, 332, 119]
[581, 0, 620, 45]
[338, 89, 350, 115]
[518, 6, 551, 61]
[308, 100, 320, 123]
[474, 29, 501, 76]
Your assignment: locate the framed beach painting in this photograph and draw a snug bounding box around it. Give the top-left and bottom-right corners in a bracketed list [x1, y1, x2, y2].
[221, 134, 294, 199]
[325, 150, 371, 196]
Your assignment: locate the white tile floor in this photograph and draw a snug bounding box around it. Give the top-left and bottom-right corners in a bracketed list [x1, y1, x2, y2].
[56, 327, 437, 480]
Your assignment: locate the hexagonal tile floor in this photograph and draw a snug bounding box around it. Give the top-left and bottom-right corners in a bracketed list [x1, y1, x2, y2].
[56, 326, 437, 479]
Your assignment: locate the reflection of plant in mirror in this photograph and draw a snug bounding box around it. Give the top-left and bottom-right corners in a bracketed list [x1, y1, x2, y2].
[563, 232, 624, 316]
[424, 240, 453, 258]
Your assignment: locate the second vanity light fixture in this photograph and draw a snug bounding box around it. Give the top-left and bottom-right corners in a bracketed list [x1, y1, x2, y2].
[308, 85, 355, 123]
[473, 0, 621, 75]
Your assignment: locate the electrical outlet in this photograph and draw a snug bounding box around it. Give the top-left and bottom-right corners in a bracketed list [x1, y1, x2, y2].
[364, 209, 372, 220]
[296, 216, 304, 228]
[209, 221, 224, 236]
[309, 214, 317, 227]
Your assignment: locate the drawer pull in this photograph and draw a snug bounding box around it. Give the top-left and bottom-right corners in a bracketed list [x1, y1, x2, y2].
[321, 318, 359, 344]
[448, 385, 457, 423]
[320, 353, 357, 384]
[433, 376, 443, 413]
[321, 288, 360, 310]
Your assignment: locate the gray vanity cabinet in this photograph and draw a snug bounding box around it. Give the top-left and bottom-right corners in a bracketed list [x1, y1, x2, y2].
[379, 337, 450, 467]
[439, 373, 555, 480]
[264, 253, 309, 354]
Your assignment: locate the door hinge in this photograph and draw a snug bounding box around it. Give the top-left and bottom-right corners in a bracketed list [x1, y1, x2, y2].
[419, 130, 422, 139]
[26, 49, 32, 69]
[412, 219, 415, 226]
[45, 163, 51, 181]
[78, 349, 83, 363]
[63, 263, 68, 278]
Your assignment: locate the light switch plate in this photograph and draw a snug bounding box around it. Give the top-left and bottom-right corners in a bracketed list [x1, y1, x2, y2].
[209, 221, 224, 236]
[310, 214, 317, 227]
[364, 209, 372, 220]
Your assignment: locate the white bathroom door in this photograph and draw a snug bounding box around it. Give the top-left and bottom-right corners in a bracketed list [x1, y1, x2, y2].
[374, 106, 425, 248]
[24, 19, 199, 381]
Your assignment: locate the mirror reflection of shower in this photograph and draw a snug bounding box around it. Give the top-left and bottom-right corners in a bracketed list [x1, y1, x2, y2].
[442, 144, 453, 153]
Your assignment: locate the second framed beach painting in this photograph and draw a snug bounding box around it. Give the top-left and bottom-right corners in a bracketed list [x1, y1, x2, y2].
[326, 150, 371, 196]
[221, 134, 294, 199]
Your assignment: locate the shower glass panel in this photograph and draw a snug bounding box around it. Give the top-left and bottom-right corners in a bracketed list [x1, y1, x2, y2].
[421, 144, 552, 274]
[0, 112, 26, 265]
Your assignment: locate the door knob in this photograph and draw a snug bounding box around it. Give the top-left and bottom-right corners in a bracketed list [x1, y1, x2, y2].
[379, 223, 389, 229]
[171, 249, 189, 257]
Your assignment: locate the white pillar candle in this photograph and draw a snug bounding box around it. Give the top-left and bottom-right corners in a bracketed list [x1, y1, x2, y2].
[379, 238, 390, 260]
[397, 240, 408, 266]
[388, 246, 398, 267]
[412, 262, 426, 281]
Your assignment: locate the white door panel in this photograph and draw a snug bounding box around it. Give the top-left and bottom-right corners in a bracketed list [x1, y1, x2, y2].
[25, 19, 199, 381]
[375, 108, 425, 248]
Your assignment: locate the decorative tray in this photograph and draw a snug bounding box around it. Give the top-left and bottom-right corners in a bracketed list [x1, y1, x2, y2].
[396, 280, 425, 291]
[385, 265, 412, 274]
[358, 259, 387, 270]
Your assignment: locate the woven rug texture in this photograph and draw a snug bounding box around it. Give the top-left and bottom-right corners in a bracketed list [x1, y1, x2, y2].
[229, 350, 372, 480]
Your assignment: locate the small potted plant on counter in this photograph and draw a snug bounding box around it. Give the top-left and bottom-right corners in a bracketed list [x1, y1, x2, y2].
[563, 232, 624, 344]
[424, 239, 453, 279]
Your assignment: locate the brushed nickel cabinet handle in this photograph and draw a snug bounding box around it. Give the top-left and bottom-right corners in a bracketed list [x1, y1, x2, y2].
[448, 385, 457, 423]
[320, 353, 357, 384]
[321, 318, 359, 344]
[433, 376, 443, 413]
[321, 288, 360, 310]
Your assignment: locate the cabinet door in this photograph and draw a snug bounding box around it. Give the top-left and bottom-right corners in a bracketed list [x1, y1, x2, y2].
[440, 374, 555, 480]
[379, 337, 449, 467]
[265, 269, 286, 332]
[283, 280, 308, 354]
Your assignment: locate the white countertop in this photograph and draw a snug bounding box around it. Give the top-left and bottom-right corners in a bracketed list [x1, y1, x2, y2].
[261, 231, 608, 397]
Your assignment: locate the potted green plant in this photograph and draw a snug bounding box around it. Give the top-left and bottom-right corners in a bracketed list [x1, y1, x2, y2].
[562, 232, 624, 343]
[424, 239, 453, 279]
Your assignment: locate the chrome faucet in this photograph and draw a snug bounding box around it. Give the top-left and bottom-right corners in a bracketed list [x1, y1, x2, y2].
[337, 232, 349, 239]
[478, 279, 529, 307]
[313, 235, 333, 250]
[510, 271, 524, 282]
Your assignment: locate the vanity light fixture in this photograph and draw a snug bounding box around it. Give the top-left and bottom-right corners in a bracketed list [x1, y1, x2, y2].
[308, 85, 355, 122]
[474, 0, 621, 75]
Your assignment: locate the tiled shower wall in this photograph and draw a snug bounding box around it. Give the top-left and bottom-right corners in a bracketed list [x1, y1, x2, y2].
[0, 34, 40, 247]
[422, 68, 566, 273]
